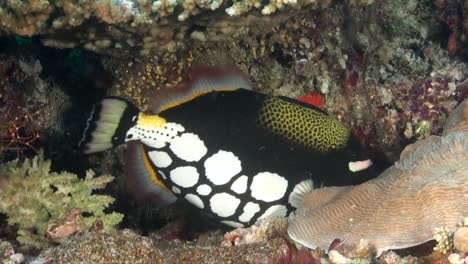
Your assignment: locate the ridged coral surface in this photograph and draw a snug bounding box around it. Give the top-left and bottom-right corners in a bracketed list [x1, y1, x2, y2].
[288, 99, 468, 256]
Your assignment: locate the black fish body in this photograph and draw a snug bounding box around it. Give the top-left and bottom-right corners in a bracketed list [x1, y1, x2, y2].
[80, 66, 374, 228]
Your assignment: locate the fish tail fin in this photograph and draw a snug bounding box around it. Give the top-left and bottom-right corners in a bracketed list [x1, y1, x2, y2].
[79, 97, 140, 154]
[150, 64, 253, 113]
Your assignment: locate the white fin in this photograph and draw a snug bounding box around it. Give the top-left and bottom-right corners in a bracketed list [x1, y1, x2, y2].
[288, 180, 314, 208]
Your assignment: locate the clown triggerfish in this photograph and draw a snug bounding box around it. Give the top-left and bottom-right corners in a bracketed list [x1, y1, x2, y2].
[80, 66, 374, 228]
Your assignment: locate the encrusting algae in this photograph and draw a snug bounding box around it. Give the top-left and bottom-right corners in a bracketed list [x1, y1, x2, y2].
[288, 99, 468, 257]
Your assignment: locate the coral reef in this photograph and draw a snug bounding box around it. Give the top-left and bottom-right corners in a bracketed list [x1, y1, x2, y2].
[222, 217, 288, 246]
[0, 54, 76, 164]
[0, 240, 24, 264]
[0, 0, 373, 54]
[0, 153, 123, 248]
[434, 226, 454, 254]
[434, 0, 468, 56]
[288, 99, 468, 257]
[0, 58, 48, 160]
[37, 228, 295, 263]
[0, 0, 466, 262]
[454, 227, 468, 253]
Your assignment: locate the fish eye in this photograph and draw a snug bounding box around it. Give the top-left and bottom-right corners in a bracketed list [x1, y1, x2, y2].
[127, 134, 133, 139]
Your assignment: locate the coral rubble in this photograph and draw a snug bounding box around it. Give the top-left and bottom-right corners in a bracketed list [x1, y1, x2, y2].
[0, 154, 123, 248]
[288, 99, 468, 257]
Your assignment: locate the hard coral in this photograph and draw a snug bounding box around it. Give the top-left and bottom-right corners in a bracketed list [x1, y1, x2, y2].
[38, 229, 294, 263]
[288, 99, 468, 257]
[0, 0, 374, 55]
[0, 153, 123, 248]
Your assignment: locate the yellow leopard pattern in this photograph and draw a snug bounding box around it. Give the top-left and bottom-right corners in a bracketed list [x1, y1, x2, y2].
[258, 98, 350, 152]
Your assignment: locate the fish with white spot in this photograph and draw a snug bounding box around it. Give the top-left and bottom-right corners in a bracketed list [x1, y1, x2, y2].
[80, 65, 376, 227]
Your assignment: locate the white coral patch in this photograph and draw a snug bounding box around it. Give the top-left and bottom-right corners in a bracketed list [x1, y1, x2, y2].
[185, 193, 204, 209]
[210, 193, 241, 217]
[221, 220, 244, 228]
[250, 172, 288, 202]
[196, 184, 212, 196]
[231, 175, 248, 194]
[238, 202, 261, 223]
[258, 205, 287, 220]
[170, 166, 199, 188]
[148, 151, 172, 168]
[204, 150, 242, 185]
[169, 133, 207, 162]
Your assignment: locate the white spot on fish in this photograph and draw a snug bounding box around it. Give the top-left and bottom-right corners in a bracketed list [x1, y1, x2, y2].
[258, 205, 287, 220]
[231, 175, 248, 194]
[348, 159, 373, 172]
[172, 186, 181, 194]
[148, 150, 172, 168]
[158, 170, 167, 179]
[250, 172, 288, 202]
[221, 220, 244, 228]
[238, 202, 260, 223]
[170, 166, 199, 188]
[170, 133, 207, 162]
[205, 150, 242, 185]
[185, 193, 204, 209]
[196, 184, 212, 196]
[210, 193, 240, 217]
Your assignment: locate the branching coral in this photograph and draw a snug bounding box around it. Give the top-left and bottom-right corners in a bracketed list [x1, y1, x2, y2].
[434, 226, 454, 254]
[0, 153, 123, 248]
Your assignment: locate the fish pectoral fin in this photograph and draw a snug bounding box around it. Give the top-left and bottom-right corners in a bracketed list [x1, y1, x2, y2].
[124, 141, 177, 206]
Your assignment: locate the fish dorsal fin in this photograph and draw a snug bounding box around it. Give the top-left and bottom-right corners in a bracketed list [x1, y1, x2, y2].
[150, 65, 253, 113]
[125, 141, 177, 205]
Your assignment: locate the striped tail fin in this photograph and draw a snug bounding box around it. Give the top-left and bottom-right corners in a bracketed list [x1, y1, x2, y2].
[79, 97, 140, 154]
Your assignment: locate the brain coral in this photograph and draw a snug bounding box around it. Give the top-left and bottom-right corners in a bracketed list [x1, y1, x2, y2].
[288, 99, 468, 256]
